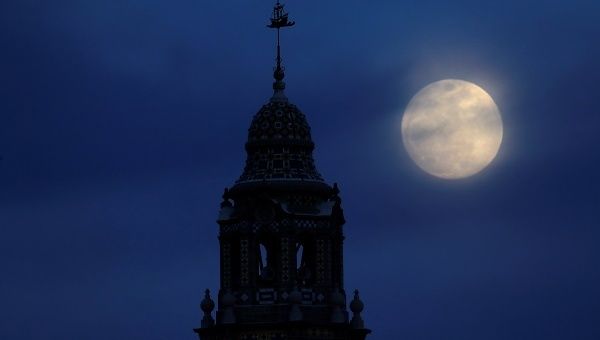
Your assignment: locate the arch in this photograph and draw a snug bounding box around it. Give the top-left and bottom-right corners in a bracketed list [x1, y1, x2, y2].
[296, 242, 304, 270]
[296, 241, 312, 286]
[258, 241, 274, 281]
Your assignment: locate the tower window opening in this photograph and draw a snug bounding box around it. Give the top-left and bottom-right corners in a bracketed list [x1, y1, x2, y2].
[296, 243, 304, 270]
[296, 241, 311, 286]
[258, 242, 273, 281]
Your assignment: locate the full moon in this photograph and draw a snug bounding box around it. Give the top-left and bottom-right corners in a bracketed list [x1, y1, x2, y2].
[401, 79, 503, 179]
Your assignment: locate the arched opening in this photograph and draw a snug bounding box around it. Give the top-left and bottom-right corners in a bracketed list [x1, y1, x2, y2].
[296, 243, 304, 270]
[296, 241, 312, 286]
[258, 242, 273, 281]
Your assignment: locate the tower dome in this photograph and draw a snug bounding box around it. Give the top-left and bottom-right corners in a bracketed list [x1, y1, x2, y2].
[235, 28, 323, 185]
[237, 98, 323, 184]
[246, 100, 313, 148]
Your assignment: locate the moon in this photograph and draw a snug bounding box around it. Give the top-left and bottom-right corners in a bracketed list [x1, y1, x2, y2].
[401, 79, 503, 179]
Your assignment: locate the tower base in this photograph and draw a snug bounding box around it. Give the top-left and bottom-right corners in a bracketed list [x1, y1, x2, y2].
[195, 322, 371, 340]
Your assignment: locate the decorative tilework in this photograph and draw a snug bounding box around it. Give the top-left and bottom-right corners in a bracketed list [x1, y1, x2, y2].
[237, 100, 324, 183]
[240, 239, 249, 286]
[222, 242, 231, 288]
[280, 237, 290, 283]
[316, 239, 325, 284]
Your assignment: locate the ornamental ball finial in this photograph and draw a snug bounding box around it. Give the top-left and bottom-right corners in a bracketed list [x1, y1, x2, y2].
[350, 289, 364, 313]
[200, 289, 215, 313]
[200, 289, 215, 328]
[350, 289, 365, 329]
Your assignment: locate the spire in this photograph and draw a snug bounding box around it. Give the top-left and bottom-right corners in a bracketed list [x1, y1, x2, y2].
[267, 0, 295, 102]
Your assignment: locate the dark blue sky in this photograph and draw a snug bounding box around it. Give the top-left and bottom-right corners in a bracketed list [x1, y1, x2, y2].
[1, 0, 599, 339]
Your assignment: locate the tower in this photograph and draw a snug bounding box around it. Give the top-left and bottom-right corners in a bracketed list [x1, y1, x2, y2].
[195, 2, 370, 339]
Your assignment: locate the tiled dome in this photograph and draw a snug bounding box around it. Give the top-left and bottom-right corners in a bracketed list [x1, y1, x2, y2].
[237, 97, 323, 183]
[234, 43, 326, 185]
[246, 101, 313, 147]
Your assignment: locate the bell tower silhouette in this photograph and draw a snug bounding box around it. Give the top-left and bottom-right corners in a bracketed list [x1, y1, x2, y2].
[195, 2, 370, 339]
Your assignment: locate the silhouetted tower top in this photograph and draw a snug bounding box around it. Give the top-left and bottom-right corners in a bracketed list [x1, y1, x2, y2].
[235, 1, 324, 187]
[194, 2, 370, 339]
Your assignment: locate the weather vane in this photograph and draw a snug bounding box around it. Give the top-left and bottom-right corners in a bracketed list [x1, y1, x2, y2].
[267, 0, 295, 72]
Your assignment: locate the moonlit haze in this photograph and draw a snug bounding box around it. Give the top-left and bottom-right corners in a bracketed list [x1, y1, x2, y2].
[401, 79, 503, 179]
[2, 0, 600, 339]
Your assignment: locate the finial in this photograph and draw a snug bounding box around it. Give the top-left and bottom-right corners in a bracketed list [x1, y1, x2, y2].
[200, 289, 215, 328]
[350, 289, 365, 329]
[332, 183, 340, 196]
[220, 188, 232, 208]
[331, 182, 344, 223]
[267, 0, 295, 102]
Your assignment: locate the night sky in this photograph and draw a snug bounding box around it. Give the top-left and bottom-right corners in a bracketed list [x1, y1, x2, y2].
[1, 1, 599, 339]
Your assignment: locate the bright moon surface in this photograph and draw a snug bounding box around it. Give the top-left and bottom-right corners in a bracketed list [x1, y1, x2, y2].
[401, 79, 503, 179]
